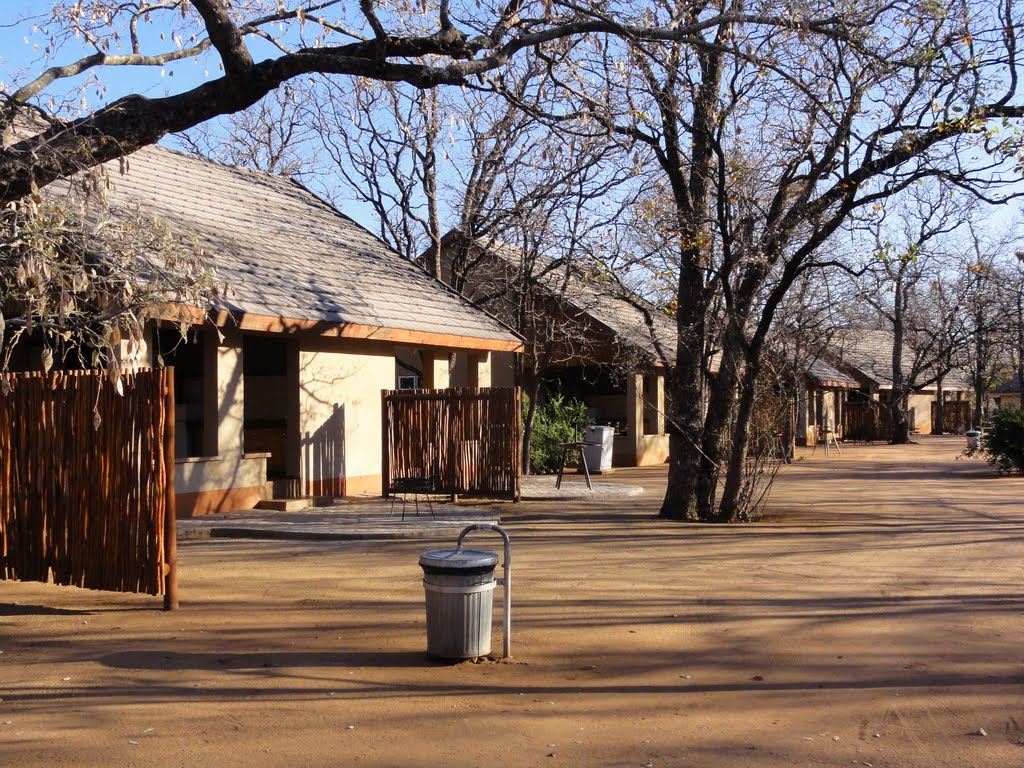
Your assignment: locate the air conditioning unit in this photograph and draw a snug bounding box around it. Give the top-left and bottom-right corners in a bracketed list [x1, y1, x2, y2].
[398, 375, 420, 390]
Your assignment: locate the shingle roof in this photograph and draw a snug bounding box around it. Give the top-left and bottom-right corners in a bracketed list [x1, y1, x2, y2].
[832, 328, 970, 390]
[92, 144, 520, 349]
[807, 359, 860, 389]
[455, 234, 677, 365]
[995, 376, 1021, 394]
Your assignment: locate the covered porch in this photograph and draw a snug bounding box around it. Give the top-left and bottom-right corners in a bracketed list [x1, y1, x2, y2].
[544, 364, 669, 467]
[154, 323, 507, 518]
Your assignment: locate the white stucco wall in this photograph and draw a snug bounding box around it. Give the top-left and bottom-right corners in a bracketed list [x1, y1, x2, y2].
[176, 455, 267, 495]
[298, 338, 394, 493]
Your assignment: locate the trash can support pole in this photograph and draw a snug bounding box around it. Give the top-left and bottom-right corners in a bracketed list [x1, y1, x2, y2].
[457, 524, 511, 658]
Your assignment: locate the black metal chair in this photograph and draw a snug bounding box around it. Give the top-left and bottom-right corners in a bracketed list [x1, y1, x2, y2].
[389, 475, 436, 520]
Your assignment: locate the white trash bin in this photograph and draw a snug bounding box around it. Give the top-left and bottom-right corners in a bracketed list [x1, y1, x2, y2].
[583, 425, 615, 472]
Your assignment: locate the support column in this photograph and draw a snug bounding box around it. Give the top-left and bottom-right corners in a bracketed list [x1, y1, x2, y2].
[654, 371, 666, 435]
[215, 331, 246, 458]
[626, 372, 643, 462]
[468, 351, 492, 389]
[200, 331, 220, 457]
[286, 339, 301, 479]
[421, 351, 451, 389]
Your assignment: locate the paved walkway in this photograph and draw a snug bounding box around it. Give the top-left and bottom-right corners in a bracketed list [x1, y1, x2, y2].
[176, 503, 500, 542]
[177, 473, 646, 542]
[519, 472, 645, 500]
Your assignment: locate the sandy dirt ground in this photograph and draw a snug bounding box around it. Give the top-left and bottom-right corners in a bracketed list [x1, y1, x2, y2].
[3, 434, 1024, 767]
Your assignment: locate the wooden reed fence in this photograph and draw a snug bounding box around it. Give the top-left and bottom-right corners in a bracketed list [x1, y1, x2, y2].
[382, 387, 521, 501]
[843, 399, 893, 442]
[0, 368, 177, 607]
[932, 400, 971, 434]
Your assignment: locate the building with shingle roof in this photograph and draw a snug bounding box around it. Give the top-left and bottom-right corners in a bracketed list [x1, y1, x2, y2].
[827, 328, 970, 436]
[22, 141, 522, 517]
[792, 359, 861, 447]
[992, 376, 1022, 410]
[434, 231, 678, 467]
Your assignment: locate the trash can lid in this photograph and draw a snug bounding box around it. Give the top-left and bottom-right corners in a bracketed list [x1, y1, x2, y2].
[419, 548, 499, 570]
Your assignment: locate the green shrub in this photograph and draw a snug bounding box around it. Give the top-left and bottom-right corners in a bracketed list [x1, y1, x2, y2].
[979, 407, 1024, 475]
[523, 391, 589, 474]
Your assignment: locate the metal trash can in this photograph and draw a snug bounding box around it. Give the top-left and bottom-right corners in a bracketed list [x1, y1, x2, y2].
[966, 430, 981, 450]
[583, 425, 615, 472]
[419, 547, 499, 659]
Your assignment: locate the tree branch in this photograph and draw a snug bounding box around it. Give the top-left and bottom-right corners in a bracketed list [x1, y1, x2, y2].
[188, 0, 254, 77]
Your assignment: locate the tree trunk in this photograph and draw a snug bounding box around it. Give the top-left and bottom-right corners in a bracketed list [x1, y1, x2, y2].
[718, 328, 771, 522]
[889, 392, 911, 443]
[660, 302, 706, 521]
[934, 375, 945, 433]
[718, 369, 760, 521]
[888, 263, 912, 444]
[520, 369, 541, 472]
[1017, 290, 1024, 395]
[973, 378, 985, 429]
[695, 323, 744, 518]
[781, 396, 795, 464]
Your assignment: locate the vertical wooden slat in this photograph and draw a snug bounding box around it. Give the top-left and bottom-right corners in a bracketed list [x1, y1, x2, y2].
[381, 387, 519, 500]
[163, 366, 178, 609]
[0, 368, 173, 600]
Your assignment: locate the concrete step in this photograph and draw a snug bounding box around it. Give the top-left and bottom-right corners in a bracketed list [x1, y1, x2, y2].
[255, 497, 314, 512]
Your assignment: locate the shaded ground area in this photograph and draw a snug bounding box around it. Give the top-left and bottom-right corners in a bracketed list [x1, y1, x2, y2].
[3, 435, 1024, 767]
[175, 473, 644, 542]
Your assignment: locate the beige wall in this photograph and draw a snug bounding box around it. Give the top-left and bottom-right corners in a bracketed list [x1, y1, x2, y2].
[614, 434, 670, 467]
[906, 393, 934, 434]
[177, 456, 266, 495]
[490, 351, 516, 387]
[996, 393, 1022, 410]
[298, 337, 394, 497]
[798, 387, 845, 446]
[172, 328, 269, 516]
[396, 348, 498, 389]
[909, 390, 968, 434]
[618, 371, 668, 466]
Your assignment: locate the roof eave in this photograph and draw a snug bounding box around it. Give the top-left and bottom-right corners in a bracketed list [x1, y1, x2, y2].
[153, 304, 524, 353]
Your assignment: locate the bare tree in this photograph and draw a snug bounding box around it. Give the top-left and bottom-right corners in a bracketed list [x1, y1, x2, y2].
[1007, 256, 1024, 395]
[532, 0, 1024, 521]
[463, 157, 644, 466]
[0, 1, 889, 206]
[956, 230, 1024, 426]
[765, 268, 851, 462]
[310, 78, 444, 264]
[173, 82, 316, 177]
[849, 186, 974, 443]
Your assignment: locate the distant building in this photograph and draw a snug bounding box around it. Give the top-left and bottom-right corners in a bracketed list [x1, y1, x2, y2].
[434, 231, 679, 467]
[992, 376, 1022, 411]
[826, 328, 970, 437]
